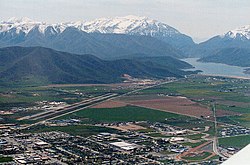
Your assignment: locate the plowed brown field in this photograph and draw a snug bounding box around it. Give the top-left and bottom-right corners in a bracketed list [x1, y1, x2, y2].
[91, 100, 128, 108]
[120, 96, 237, 118]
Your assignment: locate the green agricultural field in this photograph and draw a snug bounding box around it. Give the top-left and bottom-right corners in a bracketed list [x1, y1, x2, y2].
[216, 104, 250, 114]
[224, 95, 250, 103]
[58, 105, 185, 123]
[217, 114, 250, 128]
[141, 76, 250, 129]
[23, 125, 119, 137]
[57, 104, 214, 134]
[219, 135, 250, 149]
[142, 77, 249, 103]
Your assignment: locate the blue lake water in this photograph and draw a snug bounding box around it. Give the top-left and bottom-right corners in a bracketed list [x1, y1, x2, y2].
[182, 58, 250, 78]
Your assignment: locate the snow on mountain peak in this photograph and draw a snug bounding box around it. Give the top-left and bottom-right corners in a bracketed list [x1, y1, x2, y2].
[1, 17, 43, 34]
[83, 15, 179, 37]
[222, 25, 250, 40]
[0, 15, 180, 37]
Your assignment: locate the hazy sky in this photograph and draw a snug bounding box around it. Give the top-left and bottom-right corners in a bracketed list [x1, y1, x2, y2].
[0, 0, 250, 42]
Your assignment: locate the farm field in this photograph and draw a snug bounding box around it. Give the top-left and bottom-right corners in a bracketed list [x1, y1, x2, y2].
[116, 95, 236, 118]
[219, 135, 250, 148]
[58, 105, 184, 123]
[91, 100, 128, 108]
[139, 76, 250, 128]
[58, 103, 215, 132]
[218, 114, 250, 128]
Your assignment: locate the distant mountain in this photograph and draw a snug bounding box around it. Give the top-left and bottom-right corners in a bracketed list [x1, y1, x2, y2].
[195, 24, 250, 57]
[81, 15, 195, 52]
[0, 16, 195, 58]
[198, 48, 250, 67]
[0, 47, 196, 85]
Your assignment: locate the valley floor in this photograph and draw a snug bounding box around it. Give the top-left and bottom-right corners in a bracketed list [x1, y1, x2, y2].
[1, 75, 250, 164]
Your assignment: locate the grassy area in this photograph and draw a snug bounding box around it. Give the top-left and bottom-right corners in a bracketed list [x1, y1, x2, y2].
[207, 155, 220, 161]
[136, 128, 155, 133]
[218, 115, 250, 128]
[165, 118, 214, 131]
[224, 95, 250, 103]
[147, 132, 172, 138]
[56, 105, 214, 132]
[186, 133, 204, 140]
[57, 105, 187, 123]
[216, 104, 250, 114]
[219, 135, 250, 149]
[230, 114, 250, 128]
[182, 141, 206, 148]
[182, 152, 212, 161]
[205, 125, 215, 136]
[0, 84, 128, 125]
[0, 85, 121, 107]
[0, 156, 13, 163]
[142, 77, 250, 104]
[0, 87, 83, 110]
[142, 76, 250, 129]
[23, 124, 119, 137]
[142, 79, 231, 98]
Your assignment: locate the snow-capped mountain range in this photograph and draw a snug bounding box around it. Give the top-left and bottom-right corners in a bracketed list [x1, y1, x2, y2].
[0, 16, 195, 59]
[222, 25, 250, 40]
[0, 15, 181, 37]
[194, 24, 250, 58]
[2, 16, 250, 41]
[0, 15, 196, 58]
[1, 15, 250, 59]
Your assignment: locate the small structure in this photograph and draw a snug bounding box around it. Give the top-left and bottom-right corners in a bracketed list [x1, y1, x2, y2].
[170, 137, 185, 143]
[110, 141, 138, 151]
[34, 141, 50, 149]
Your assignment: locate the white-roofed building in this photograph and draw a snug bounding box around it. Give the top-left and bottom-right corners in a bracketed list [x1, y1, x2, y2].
[110, 141, 138, 151]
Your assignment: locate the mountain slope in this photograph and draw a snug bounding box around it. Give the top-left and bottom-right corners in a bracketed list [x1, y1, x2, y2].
[195, 24, 250, 57]
[0, 16, 195, 58]
[82, 15, 195, 52]
[0, 47, 196, 85]
[198, 48, 250, 67]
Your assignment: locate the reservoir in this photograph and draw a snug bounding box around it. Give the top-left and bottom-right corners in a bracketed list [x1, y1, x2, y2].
[182, 58, 250, 78]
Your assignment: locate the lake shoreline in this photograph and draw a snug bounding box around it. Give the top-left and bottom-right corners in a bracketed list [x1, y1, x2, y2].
[182, 58, 250, 79]
[200, 74, 250, 80]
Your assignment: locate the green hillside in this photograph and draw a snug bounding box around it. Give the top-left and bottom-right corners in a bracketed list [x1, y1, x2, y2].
[0, 46, 197, 85]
